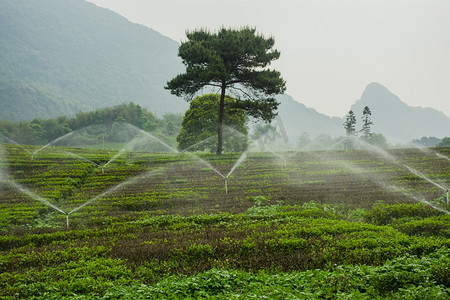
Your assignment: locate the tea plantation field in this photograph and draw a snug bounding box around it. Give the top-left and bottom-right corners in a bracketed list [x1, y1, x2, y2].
[0, 144, 449, 299]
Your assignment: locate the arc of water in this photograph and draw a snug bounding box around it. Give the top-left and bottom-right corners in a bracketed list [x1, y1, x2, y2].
[269, 151, 287, 166]
[299, 140, 328, 152]
[60, 149, 102, 168]
[0, 133, 32, 154]
[101, 131, 162, 169]
[349, 137, 403, 165]
[226, 151, 248, 178]
[32, 131, 76, 157]
[223, 151, 250, 193]
[126, 124, 179, 153]
[226, 137, 256, 177]
[187, 153, 225, 178]
[339, 160, 450, 215]
[326, 138, 347, 151]
[435, 152, 450, 161]
[404, 164, 447, 191]
[248, 135, 290, 166]
[384, 183, 450, 215]
[180, 125, 249, 154]
[412, 146, 435, 156]
[68, 169, 161, 215]
[102, 147, 129, 169]
[8, 181, 66, 215]
[179, 135, 217, 153]
[131, 130, 227, 178]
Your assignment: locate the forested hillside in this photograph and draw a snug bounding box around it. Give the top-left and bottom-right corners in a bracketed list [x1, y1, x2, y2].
[0, 102, 182, 147]
[0, 0, 187, 121]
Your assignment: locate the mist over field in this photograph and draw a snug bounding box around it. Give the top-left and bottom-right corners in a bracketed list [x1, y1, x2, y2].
[0, 1, 449, 298]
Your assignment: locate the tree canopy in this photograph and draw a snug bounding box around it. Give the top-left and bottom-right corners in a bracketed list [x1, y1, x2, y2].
[166, 27, 285, 155]
[0, 103, 182, 148]
[343, 110, 357, 150]
[436, 137, 450, 147]
[177, 94, 247, 153]
[361, 106, 373, 142]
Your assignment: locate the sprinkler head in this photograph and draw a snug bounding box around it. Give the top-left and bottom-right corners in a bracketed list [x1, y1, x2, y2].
[65, 213, 70, 229]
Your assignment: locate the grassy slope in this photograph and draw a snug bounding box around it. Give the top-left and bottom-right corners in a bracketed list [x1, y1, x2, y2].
[0, 144, 449, 298]
[0, 0, 185, 120]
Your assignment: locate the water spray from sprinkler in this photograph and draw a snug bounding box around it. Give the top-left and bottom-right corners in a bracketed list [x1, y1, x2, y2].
[404, 164, 447, 191]
[0, 133, 33, 155]
[31, 131, 77, 160]
[435, 152, 450, 161]
[447, 189, 449, 206]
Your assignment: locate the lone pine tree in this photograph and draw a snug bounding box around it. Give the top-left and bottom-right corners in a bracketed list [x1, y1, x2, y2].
[165, 27, 285, 155]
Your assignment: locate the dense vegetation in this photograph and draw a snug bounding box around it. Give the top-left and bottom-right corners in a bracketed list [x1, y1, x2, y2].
[177, 94, 247, 152]
[0, 0, 185, 121]
[0, 141, 448, 298]
[437, 137, 450, 147]
[0, 102, 182, 148]
[166, 27, 285, 155]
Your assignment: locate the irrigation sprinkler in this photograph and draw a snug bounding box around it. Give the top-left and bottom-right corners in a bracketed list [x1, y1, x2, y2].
[66, 213, 70, 229]
[268, 151, 287, 167]
[447, 189, 449, 206]
[225, 177, 228, 194]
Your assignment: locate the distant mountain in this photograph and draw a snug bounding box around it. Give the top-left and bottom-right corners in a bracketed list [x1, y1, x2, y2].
[0, 0, 187, 121]
[351, 82, 450, 143]
[276, 94, 343, 141]
[2, 1, 446, 146]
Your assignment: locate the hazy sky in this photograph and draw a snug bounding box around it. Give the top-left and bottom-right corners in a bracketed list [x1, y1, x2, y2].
[88, 0, 450, 118]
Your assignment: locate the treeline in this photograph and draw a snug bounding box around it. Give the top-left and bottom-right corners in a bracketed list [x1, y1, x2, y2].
[411, 136, 450, 147]
[0, 102, 182, 146]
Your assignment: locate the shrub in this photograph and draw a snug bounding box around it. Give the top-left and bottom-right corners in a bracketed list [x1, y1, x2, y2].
[365, 203, 444, 225]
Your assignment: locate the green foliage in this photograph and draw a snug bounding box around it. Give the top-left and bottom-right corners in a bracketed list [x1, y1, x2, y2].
[392, 215, 450, 238]
[177, 94, 247, 152]
[412, 136, 443, 147]
[436, 137, 450, 147]
[0, 81, 82, 123]
[0, 102, 181, 147]
[369, 132, 389, 148]
[343, 110, 357, 150]
[1, 146, 449, 298]
[361, 105, 373, 141]
[84, 249, 450, 299]
[166, 27, 285, 154]
[365, 202, 444, 226]
[343, 110, 356, 136]
[341, 107, 389, 149]
[166, 27, 285, 104]
[0, 0, 185, 121]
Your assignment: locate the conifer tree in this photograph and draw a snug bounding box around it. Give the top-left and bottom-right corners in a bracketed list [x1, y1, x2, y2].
[361, 106, 373, 142]
[343, 110, 356, 150]
[166, 27, 286, 155]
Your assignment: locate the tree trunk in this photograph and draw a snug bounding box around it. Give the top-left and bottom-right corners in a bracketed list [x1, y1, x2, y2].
[216, 84, 226, 155]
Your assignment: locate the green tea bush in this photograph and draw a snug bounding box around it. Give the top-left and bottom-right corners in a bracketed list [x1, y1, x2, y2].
[392, 215, 450, 238]
[98, 248, 450, 299]
[186, 244, 214, 260]
[365, 203, 444, 225]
